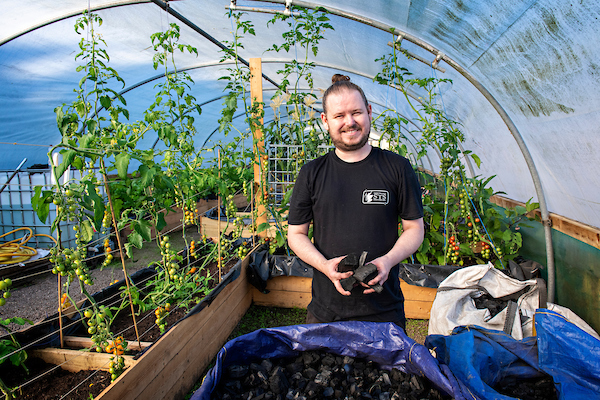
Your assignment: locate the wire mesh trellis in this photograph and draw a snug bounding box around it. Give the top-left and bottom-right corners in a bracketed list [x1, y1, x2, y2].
[266, 144, 334, 205]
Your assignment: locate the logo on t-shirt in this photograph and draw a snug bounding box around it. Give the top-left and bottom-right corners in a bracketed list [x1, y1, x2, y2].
[362, 190, 389, 205]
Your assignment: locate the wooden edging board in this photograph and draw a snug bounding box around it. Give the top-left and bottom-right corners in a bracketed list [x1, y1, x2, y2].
[252, 275, 437, 320]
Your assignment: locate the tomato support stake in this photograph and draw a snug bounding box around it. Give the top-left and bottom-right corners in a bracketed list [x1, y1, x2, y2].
[100, 159, 141, 348]
[250, 58, 268, 238]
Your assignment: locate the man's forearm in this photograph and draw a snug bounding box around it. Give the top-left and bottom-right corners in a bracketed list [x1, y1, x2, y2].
[378, 218, 425, 268]
[287, 230, 328, 273]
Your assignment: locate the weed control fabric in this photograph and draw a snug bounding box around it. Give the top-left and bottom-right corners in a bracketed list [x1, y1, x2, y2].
[191, 321, 473, 400]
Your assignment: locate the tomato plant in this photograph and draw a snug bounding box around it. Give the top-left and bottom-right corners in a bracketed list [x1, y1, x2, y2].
[1, 317, 33, 399]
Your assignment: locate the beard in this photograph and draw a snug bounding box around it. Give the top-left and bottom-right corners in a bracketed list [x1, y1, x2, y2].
[330, 125, 370, 152]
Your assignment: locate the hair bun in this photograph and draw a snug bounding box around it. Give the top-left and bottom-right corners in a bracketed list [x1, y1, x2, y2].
[332, 74, 351, 84]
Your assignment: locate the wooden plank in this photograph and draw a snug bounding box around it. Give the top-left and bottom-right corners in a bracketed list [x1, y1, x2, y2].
[253, 288, 312, 308]
[249, 57, 268, 237]
[30, 348, 136, 373]
[400, 280, 437, 302]
[264, 276, 312, 292]
[97, 257, 252, 400]
[491, 194, 600, 250]
[253, 277, 436, 318]
[141, 287, 252, 400]
[404, 300, 433, 320]
[63, 336, 153, 352]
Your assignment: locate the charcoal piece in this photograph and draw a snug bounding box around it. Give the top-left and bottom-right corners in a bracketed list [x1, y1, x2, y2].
[314, 369, 332, 386]
[224, 379, 242, 393]
[353, 263, 383, 293]
[304, 367, 318, 380]
[262, 359, 275, 373]
[321, 354, 336, 367]
[305, 380, 320, 397]
[381, 372, 392, 388]
[323, 387, 335, 397]
[343, 363, 353, 375]
[338, 253, 360, 272]
[269, 366, 289, 394]
[286, 360, 304, 375]
[302, 351, 320, 366]
[409, 375, 425, 396]
[227, 364, 249, 379]
[379, 392, 391, 400]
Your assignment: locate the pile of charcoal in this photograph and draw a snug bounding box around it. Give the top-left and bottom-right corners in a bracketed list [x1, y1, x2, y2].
[211, 349, 451, 400]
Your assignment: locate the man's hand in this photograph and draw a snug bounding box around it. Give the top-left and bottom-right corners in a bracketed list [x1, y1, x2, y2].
[320, 255, 354, 296]
[360, 257, 393, 294]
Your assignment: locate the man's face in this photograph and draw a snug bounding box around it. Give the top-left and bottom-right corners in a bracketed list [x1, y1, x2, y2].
[321, 89, 372, 152]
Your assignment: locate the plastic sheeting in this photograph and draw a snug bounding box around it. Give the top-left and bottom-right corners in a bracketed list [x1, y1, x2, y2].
[190, 321, 473, 400]
[426, 309, 600, 400]
[535, 309, 600, 399]
[2, 0, 600, 229]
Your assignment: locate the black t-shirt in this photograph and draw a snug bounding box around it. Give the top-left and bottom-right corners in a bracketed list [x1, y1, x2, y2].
[288, 147, 423, 323]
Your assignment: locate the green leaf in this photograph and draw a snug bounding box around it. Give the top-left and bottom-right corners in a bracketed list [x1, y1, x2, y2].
[127, 231, 143, 249]
[80, 219, 94, 243]
[125, 242, 133, 259]
[115, 153, 130, 179]
[134, 219, 152, 242]
[257, 222, 270, 233]
[31, 186, 51, 224]
[99, 95, 112, 109]
[471, 153, 481, 168]
[156, 212, 167, 232]
[55, 150, 76, 180]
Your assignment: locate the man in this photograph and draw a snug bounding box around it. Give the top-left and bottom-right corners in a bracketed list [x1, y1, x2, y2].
[287, 75, 424, 330]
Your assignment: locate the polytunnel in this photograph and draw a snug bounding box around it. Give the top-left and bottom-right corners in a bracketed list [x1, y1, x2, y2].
[1, 0, 599, 336]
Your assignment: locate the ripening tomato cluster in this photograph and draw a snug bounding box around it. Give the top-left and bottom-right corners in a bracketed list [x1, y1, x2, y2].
[154, 302, 171, 333]
[59, 293, 72, 311]
[102, 238, 114, 267]
[183, 206, 199, 226]
[0, 278, 12, 306]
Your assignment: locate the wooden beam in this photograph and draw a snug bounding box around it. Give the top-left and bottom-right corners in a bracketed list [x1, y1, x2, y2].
[62, 336, 153, 352]
[491, 194, 600, 250]
[30, 348, 136, 373]
[250, 57, 268, 238]
[251, 276, 436, 319]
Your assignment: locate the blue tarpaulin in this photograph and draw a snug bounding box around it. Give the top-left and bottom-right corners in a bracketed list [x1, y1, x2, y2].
[190, 321, 474, 400]
[425, 309, 600, 400]
[535, 309, 600, 399]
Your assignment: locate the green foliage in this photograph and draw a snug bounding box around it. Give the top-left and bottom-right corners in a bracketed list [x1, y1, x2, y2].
[1, 317, 33, 399]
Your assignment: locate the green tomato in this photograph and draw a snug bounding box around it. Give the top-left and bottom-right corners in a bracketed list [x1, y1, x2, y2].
[84, 309, 94, 318]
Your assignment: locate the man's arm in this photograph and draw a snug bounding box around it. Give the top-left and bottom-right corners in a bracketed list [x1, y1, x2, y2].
[363, 217, 425, 294]
[287, 222, 354, 296]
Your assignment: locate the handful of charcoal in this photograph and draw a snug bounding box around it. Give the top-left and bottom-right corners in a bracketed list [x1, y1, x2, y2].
[338, 252, 383, 293]
[212, 349, 451, 400]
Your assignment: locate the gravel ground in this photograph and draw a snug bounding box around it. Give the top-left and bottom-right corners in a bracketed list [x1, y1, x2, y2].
[0, 252, 156, 333]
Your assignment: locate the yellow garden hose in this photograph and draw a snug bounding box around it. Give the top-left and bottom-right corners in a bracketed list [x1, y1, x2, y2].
[0, 227, 57, 264]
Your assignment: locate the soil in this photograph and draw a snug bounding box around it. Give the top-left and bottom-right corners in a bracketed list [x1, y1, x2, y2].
[0, 357, 111, 400]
